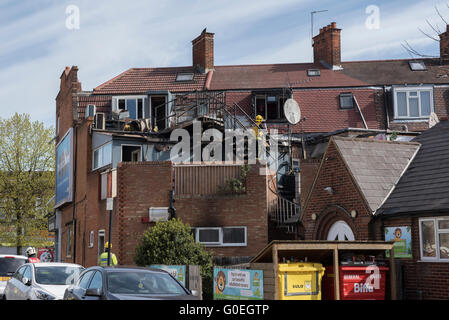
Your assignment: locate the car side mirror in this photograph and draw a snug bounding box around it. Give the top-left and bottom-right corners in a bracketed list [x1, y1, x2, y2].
[85, 288, 102, 297]
[190, 290, 199, 297]
[22, 277, 31, 286]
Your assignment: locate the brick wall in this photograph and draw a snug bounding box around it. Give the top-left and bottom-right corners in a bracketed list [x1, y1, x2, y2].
[175, 164, 270, 258]
[55, 66, 81, 143]
[116, 161, 173, 265]
[301, 140, 372, 240]
[192, 30, 214, 73]
[313, 22, 341, 67]
[300, 158, 321, 208]
[373, 215, 449, 299]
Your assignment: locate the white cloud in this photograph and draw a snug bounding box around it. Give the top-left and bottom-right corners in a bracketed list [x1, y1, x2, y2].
[0, 0, 447, 127]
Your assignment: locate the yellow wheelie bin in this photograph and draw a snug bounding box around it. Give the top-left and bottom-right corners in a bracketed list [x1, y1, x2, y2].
[278, 262, 325, 300]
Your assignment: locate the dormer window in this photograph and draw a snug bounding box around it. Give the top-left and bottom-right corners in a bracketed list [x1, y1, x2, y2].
[409, 61, 427, 71]
[176, 73, 194, 81]
[393, 86, 433, 119]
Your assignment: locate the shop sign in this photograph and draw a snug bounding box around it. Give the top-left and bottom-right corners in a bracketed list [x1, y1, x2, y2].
[213, 267, 263, 300]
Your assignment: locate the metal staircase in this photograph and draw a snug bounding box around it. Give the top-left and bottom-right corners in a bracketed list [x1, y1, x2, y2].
[154, 90, 302, 236]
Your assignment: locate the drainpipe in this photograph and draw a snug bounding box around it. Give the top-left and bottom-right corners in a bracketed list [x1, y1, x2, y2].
[72, 124, 78, 263]
[169, 166, 176, 219]
[383, 86, 390, 130]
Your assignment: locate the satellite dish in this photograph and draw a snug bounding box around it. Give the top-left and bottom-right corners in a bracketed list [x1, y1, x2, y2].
[429, 112, 439, 128]
[283, 98, 301, 125]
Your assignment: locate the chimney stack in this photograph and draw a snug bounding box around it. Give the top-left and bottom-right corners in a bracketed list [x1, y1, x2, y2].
[313, 22, 342, 69]
[439, 25, 449, 61]
[192, 28, 214, 73]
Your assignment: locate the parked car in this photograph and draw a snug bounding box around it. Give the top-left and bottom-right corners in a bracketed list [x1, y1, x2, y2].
[4, 262, 84, 300]
[0, 255, 28, 299]
[63, 266, 200, 300]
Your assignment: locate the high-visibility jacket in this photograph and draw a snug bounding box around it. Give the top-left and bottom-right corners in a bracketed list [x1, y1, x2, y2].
[27, 257, 40, 263]
[99, 252, 117, 266]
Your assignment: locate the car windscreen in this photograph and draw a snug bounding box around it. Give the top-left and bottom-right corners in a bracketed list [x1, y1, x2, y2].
[35, 266, 84, 285]
[0, 257, 27, 276]
[107, 271, 187, 295]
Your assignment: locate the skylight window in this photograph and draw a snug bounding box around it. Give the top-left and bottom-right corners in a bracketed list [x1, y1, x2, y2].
[176, 73, 194, 81]
[307, 69, 320, 77]
[409, 61, 427, 71]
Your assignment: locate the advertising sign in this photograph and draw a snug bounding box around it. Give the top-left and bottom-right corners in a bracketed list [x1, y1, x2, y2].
[385, 226, 412, 258]
[213, 268, 263, 300]
[38, 248, 54, 262]
[149, 265, 186, 286]
[55, 128, 73, 208]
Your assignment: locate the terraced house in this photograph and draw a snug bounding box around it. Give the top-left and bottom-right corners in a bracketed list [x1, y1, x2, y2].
[51, 22, 449, 270]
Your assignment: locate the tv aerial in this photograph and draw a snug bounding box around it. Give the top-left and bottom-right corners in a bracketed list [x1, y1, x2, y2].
[283, 98, 301, 125]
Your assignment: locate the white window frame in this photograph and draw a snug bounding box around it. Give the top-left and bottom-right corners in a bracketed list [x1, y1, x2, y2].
[393, 86, 434, 120]
[112, 96, 147, 119]
[195, 226, 247, 247]
[92, 142, 112, 171]
[120, 144, 142, 162]
[419, 216, 449, 262]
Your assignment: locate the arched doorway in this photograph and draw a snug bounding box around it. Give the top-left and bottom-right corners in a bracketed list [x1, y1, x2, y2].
[327, 220, 355, 241]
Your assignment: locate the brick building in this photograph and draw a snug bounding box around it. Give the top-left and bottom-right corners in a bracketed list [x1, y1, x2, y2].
[52, 21, 449, 271]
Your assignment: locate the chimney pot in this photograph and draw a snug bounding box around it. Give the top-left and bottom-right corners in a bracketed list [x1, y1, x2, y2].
[192, 29, 214, 73]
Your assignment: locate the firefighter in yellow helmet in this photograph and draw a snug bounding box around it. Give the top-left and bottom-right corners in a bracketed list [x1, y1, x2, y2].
[99, 242, 118, 267]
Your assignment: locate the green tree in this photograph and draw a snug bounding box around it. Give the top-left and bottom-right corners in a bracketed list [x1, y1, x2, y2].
[135, 218, 214, 299]
[0, 113, 55, 254]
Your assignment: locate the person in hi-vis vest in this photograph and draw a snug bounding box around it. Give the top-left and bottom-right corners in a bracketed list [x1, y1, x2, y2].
[25, 247, 40, 263]
[99, 242, 117, 266]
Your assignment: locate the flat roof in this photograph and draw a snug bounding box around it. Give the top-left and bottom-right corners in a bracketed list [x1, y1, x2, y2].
[251, 240, 395, 263]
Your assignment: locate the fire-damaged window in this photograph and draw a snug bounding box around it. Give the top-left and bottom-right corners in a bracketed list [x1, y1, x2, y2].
[114, 96, 146, 119]
[392, 86, 433, 119]
[121, 145, 142, 162]
[253, 91, 289, 121]
[193, 227, 247, 247]
[419, 217, 449, 261]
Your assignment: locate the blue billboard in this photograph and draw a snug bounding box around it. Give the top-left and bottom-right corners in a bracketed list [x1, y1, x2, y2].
[55, 128, 73, 208]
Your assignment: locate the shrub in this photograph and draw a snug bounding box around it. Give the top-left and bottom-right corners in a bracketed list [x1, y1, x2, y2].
[134, 218, 214, 299]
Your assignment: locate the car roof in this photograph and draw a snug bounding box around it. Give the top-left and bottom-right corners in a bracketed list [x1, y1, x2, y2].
[0, 254, 27, 259]
[31, 262, 84, 268]
[84, 266, 168, 273]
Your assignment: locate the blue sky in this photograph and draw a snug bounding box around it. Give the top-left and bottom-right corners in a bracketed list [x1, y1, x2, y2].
[0, 0, 446, 127]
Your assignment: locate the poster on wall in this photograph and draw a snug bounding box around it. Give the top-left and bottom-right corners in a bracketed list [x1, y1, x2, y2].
[213, 268, 263, 300]
[148, 265, 186, 286]
[55, 128, 73, 208]
[38, 248, 54, 262]
[385, 226, 412, 258]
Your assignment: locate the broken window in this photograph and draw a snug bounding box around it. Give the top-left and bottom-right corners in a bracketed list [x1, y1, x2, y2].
[253, 92, 289, 121]
[115, 97, 146, 119]
[121, 145, 142, 162]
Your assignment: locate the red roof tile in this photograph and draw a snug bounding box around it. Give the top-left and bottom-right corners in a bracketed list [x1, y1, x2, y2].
[209, 63, 368, 90]
[93, 67, 208, 94]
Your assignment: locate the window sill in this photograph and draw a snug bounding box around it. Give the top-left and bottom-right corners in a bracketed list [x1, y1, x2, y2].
[392, 118, 429, 122]
[417, 259, 449, 263]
